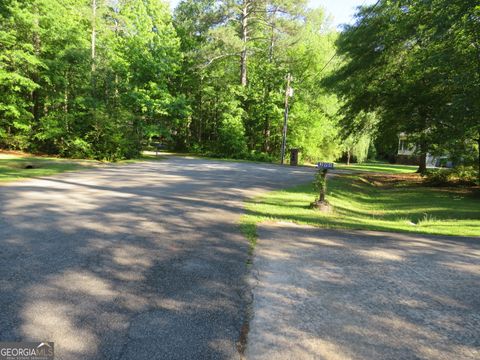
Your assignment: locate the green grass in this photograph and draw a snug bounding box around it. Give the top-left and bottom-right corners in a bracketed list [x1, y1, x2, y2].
[0, 155, 99, 182]
[152, 150, 273, 165]
[335, 162, 418, 174]
[0, 151, 169, 183]
[242, 174, 480, 240]
[119, 153, 167, 164]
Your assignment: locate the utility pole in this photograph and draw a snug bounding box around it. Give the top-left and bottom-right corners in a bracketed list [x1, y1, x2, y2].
[240, 0, 251, 87]
[91, 0, 98, 114]
[280, 73, 293, 165]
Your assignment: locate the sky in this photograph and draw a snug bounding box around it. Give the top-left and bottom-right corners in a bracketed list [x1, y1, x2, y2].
[168, 0, 378, 29]
[311, 0, 377, 28]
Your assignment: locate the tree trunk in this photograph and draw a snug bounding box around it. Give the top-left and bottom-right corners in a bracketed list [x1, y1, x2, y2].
[91, 0, 97, 113]
[240, 0, 250, 87]
[31, 4, 41, 123]
[64, 72, 69, 115]
[263, 13, 277, 153]
[477, 136, 480, 184]
[263, 118, 270, 153]
[91, 0, 96, 73]
[347, 150, 351, 165]
[417, 141, 428, 174]
[262, 85, 270, 152]
[417, 155, 427, 174]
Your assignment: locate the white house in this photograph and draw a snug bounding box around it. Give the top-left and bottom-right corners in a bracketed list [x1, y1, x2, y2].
[397, 133, 449, 168]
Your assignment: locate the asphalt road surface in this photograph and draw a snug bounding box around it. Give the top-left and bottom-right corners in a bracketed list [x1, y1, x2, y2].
[0, 156, 313, 360]
[247, 223, 480, 360]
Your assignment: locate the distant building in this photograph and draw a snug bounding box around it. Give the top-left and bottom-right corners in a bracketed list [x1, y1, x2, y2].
[397, 133, 452, 168]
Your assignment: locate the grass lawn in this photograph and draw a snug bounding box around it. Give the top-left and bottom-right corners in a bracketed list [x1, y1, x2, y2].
[335, 162, 418, 174]
[0, 152, 166, 183]
[151, 150, 273, 165]
[241, 172, 480, 247]
[0, 153, 101, 182]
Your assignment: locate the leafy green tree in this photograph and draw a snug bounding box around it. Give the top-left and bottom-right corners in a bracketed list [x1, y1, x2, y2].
[286, 8, 342, 162]
[0, 0, 182, 160]
[174, 0, 342, 159]
[326, 0, 479, 174]
[0, 1, 42, 149]
[1, 0, 345, 162]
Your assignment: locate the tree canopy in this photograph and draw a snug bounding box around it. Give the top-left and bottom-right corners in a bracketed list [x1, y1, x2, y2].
[325, 0, 479, 172]
[0, 0, 343, 162]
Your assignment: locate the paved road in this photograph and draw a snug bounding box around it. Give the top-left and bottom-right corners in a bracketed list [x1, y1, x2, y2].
[0, 156, 313, 360]
[247, 222, 480, 360]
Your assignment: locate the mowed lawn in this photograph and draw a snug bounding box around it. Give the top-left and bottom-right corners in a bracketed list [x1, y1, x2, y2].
[335, 162, 418, 173]
[0, 154, 94, 182]
[243, 164, 480, 238]
[0, 152, 167, 183]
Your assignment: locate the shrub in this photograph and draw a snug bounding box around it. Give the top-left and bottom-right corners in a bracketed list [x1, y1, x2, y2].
[453, 165, 478, 184]
[64, 138, 94, 159]
[424, 166, 478, 186]
[216, 112, 248, 158]
[424, 169, 451, 186]
[245, 151, 273, 162]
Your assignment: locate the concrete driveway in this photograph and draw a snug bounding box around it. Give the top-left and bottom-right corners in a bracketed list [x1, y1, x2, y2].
[247, 223, 480, 360]
[0, 156, 313, 359]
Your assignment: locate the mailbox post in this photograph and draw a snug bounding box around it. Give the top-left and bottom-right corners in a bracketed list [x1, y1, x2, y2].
[311, 162, 335, 211]
[318, 168, 328, 202]
[153, 142, 164, 156]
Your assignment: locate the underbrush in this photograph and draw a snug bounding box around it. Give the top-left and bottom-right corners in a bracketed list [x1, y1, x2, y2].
[424, 166, 479, 187]
[196, 149, 275, 163]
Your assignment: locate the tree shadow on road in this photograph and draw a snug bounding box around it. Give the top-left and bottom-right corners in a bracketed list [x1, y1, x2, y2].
[247, 223, 480, 360]
[0, 158, 314, 359]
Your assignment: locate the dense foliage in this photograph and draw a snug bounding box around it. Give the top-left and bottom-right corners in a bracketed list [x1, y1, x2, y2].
[0, 0, 342, 161]
[1, 0, 478, 171]
[0, 0, 182, 160]
[325, 0, 480, 174]
[424, 166, 479, 187]
[172, 0, 342, 161]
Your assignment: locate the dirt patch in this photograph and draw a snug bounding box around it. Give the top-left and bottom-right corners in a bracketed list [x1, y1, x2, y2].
[0, 150, 30, 156]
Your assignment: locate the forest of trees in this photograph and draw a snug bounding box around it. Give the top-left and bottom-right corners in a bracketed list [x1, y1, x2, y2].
[0, 0, 478, 171]
[0, 0, 343, 161]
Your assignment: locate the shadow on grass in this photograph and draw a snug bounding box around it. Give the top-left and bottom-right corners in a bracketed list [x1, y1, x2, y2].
[243, 176, 480, 237]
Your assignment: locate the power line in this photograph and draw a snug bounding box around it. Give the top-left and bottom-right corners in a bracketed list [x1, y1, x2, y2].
[318, 0, 382, 75]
